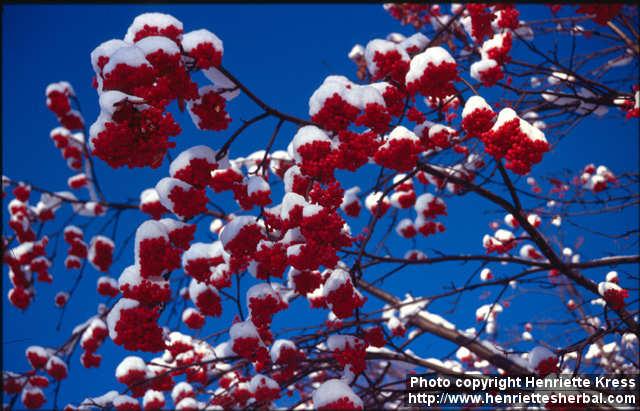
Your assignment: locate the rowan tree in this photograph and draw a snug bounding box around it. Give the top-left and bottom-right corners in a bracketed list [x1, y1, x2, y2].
[2, 4, 639, 410]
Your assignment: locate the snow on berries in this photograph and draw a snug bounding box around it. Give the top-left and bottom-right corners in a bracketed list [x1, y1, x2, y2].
[483, 228, 516, 254]
[308, 76, 361, 132]
[270, 339, 305, 366]
[291, 125, 336, 183]
[470, 58, 504, 87]
[155, 177, 207, 220]
[327, 334, 367, 374]
[45, 355, 68, 381]
[124, 13, 184, 43]
[26, 346, 50, 369]
[229, 319, 269, 367]
[309, 75, 391, 134]
[476, 303, 504, 323]
[88, 14, 231, 170]
[49, 127, 82, 170]
[118, 265, 170, 305]
[323, 268, 365, 319]
[46, 82, 84, 131]
[134, 220, 176, 278]
[182, 307, 206, 329]
[55, 291, 69, 307]
[374, 126, 422, 172]
[170, 145, 221, 189]
[246, 175, 271, 207]
[287, 267, 323, 296]
[142, 389, 165, 410]
[395, 218, 417, 239]
[158, 218, 196, 250]
[406, 46, 458, 100]
[249, 374, 281, 404]
[365, 191, 390, 217]
[186, 86, 232, 131]
[467, 4, 496, 43]
[182, 241, 225, 283]
[425, 123, 458, 151]
[415, 193, 447, 220]
[101, 45, 156, 95]
[182, 29, 224, 69]
[313, 379, 363, 410]
[219, 215, 264, 271]
[605, 271, 619, 284]
[22, 385, 46, 409]
[67, 173, 88, 190]
[88, 235, 114, 272]
[580, 164, 616, 193]
[341, 187, 361, 217]
[480, 108, 549, 175]
[80, 319, 108, 367]
[134, 36, 198, 108]
[598, 281, 629, 310]
[480, 31, 512, 65]
[63, 225, 87, 270]
[519, 244, 543, 260]
[246, 283, 288, 343]
[480, 268, 493, 281]
[528, 346, 559, 377]
[5, 238, 50, 290]
[107, 298, 165, 352]
[116, 356, 150, 393]
[188, 279, 222, 317]
[171, 382, 195, 406]
[248, 240, 288, 280]
[139, 188, 167, 220]
[364, 39, 410, 84]
[113, 395, 140, 411]
[90, 91, 180, 169]
[462, 96, 495, 137]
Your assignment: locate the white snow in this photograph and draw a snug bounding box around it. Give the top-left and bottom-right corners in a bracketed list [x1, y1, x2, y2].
[115, 356, 147, 379]
[170, 145, 219, 178]
[312, 379, 362, 409]
[91, 39, 129, 73]
[229, 320, 262, 344]
[364, 39, 409, 78]
[270, 339, 297, 363]
[113, 395, 138, 409]
[249, 374, 279, 393]
[348, 44, 364, 61]
[470, 59, 499, 82]
[135, 35, 180, 55]
[246, 175, 270, 196]
[103, 45, 151, 75]
[291, 126, 332, 163]
[406, 46, 455, 84]
[124, 13, 183, 43]
[219, 216, 258, 249]
[182, 29, 223, 55]
[528, 346, 555, 370]
[203, 66, 239, 100]
[155, 177, 197, 216]
[462, 95, 493, 118]
[323, 268, 352, 296]
[106, 298, 140, 341]
[142, 390, 165, 409]
[598, 281, 624, 297]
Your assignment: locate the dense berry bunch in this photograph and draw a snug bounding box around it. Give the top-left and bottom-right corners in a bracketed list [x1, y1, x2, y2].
[88, 14, 230, 169]
[481, 108, 549, 174]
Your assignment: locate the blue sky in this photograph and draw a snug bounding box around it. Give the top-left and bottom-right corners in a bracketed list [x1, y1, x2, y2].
[3, 4, 638, 408]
